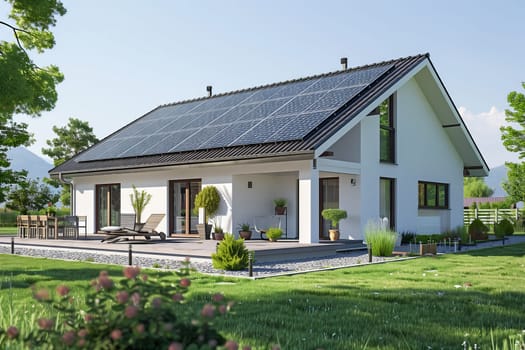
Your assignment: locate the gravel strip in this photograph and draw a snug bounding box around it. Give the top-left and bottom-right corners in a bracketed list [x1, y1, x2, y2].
[1, 236, 523, 278]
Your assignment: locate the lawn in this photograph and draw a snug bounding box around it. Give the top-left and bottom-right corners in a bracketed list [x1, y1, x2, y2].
[1, 244, 525, 349]
[0, 227, 16, 235]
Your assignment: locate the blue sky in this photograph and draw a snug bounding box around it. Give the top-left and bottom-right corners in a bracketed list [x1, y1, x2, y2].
[3, 0, 524, 167]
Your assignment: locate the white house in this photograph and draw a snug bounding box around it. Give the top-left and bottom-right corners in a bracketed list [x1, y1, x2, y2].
[50, 54, 488, 243]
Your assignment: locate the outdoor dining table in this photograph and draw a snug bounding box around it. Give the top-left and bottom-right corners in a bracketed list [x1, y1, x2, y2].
[17, 215, 81, 240]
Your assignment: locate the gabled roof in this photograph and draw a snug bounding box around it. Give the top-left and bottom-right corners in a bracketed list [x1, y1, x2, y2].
[51, 53, 487, 176]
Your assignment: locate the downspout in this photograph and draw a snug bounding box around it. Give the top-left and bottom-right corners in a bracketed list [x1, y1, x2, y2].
[58, 172, 74, 215]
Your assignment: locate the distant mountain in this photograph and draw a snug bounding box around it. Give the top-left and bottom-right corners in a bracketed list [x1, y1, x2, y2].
[6, 147, 53, 180]
[486, 164, 508, 197]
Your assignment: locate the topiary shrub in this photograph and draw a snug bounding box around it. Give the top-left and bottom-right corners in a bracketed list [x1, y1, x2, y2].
[211, 233, 250, 270]
[468, 218, 489, 241]
[321, 209, 347, 228]
[494, 218, 514, 238]
[194, 185, 220, 223]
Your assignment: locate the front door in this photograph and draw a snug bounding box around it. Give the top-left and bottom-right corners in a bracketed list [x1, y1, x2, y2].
[169, 180, 201, 235]
[319, 178, 339, 239]
[95, 184, 121, 231]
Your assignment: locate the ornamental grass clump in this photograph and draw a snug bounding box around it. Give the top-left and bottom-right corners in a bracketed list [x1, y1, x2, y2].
[212, 233, 250, 270]
[0, 261, 234, 349]
[364, 220, 398, 256]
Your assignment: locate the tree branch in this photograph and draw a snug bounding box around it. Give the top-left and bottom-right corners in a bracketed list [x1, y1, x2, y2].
[0, 20, 31, 52]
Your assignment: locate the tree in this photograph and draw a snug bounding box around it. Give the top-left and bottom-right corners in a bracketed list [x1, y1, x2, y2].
[500, 82, 525, 203]
[6, 178, 59, 214]
[42, 117, 99, 206]
[0, 0, 66, 202]
[463, 177, 494, 198]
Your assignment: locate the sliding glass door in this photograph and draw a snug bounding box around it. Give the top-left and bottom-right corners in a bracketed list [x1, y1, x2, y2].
[96, 184, 121, 231]
[169, 180, 201, 235]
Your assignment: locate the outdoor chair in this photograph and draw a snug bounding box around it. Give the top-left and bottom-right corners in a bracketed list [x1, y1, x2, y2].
[253, 215, 282, 240]
[17, 215, 30, 238]
[100, 213, 167, 243]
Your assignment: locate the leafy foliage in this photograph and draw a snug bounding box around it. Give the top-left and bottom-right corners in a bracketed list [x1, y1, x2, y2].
[321, 209, 347, 227]
[129, 185, 152, 224]
[494, 218, 514, 238]
[463, 177, 494, 198]
[500, 82, 525, 203]
[266, 227, 282, 241]
[42, 117, 99, 206]
[211, 233, 250, 270]
[0, 263, 232, 349]
[194, 186, 220, 223]
[5, 178, 59, 214]
[468, 218, 489, 241]
[364, 221, 397, 256]
[0, 0, 66, 201]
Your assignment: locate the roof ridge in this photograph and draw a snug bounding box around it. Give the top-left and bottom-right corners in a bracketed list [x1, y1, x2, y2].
[158, 53, 429, 109]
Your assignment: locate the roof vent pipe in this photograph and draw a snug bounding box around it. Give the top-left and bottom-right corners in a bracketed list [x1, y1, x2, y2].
[340, 57, 348, 70]
[206, 85, 212, 97]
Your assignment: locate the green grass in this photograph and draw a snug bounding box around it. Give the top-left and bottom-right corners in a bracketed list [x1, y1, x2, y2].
[1, 245, 525, 349]
[0, 227, 16, 235]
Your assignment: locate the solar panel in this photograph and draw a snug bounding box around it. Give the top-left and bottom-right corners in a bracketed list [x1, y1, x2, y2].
[77, 63, 393, 162]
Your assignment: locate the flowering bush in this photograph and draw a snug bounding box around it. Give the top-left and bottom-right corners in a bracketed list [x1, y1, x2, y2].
[0, 260, 236, 349]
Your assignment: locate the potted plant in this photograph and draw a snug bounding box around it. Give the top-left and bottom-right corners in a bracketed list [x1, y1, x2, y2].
[237, 223, 252, 240]
[130, 185, 152, 231]
[266, 227, 282, 242]
[321, 208, 348, 241]
[194, 185, 220, 240]
[274, 198, 287, 215]
[213, 225, 224, 240]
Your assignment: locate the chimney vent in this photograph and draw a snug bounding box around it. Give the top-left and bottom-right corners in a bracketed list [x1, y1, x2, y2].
[340, 57, 348, 70]
[206, 85, 212, 97]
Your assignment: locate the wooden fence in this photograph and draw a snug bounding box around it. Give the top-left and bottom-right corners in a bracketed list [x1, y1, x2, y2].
[464, 208, 524, 226]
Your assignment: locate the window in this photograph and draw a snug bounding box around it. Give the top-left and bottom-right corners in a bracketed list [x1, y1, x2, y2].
[418, 181, 449, 209]
[380, 177, 396, 229]
[379, 95, 395, 163]
[96, 184, 121, 230]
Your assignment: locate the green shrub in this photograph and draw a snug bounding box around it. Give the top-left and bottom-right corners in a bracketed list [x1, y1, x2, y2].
[194, 186, 220, 223]
[364, 222, 397, 256]
[494, 218, 514, 238]
[321, 209, 347, 228]
[468, 218, 489, 241]
[266, 227, 283, 241]
[211, 233, 250, 270]
[0, 263, 233, 349]
[400, 232, 416, 244]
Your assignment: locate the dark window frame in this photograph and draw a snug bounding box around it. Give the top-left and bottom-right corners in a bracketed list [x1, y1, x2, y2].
[380, 177, 396, 230]
[379, 95, 396, 163]
[418, 181, 449, 209]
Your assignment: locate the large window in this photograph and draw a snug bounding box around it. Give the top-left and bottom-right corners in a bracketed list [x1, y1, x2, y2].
[96, 184, 121, 231]
[379, 95, 395, 163]
[380, 177, 396, 229]
[418, 181, 449, 209]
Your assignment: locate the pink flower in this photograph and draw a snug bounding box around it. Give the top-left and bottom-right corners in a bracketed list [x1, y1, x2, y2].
[84, 314, 93, 323]
[6, 326, 19, 339]
[78, 329, 88, 338]
[56, 285, 70, 297]
[34, 288, 50, 301]
[172, 293, 184, 302]
[98, 274, 114, 290]
[179, 278, 191, 287]
[123, 266, 141, 279]
[168, 342, 184, 350]
[62, 330, 76, 346]
[131, 292, 141, 306]
[136, 323, 145, 334]
[110, 329, 122, 341]
[142, 274, 148, 282]
[218, 305, 227, 315]
[242, 346, 252, 350]
[77, 338, 86, 347]
[224, 340, 239, 350]
[152, 297, 162, 308]
[212, 293, 224, 302]
[37, 318, 54, 330]
[125, 305, 138, 319]
[201, 303, 215, 318]
[116, 290, 129, 304]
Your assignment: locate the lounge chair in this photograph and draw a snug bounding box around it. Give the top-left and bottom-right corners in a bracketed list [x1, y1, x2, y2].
[100, 214, 167, 243]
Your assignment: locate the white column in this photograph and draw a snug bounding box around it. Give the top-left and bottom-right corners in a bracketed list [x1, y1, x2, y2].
[299, 161, 319, 243]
